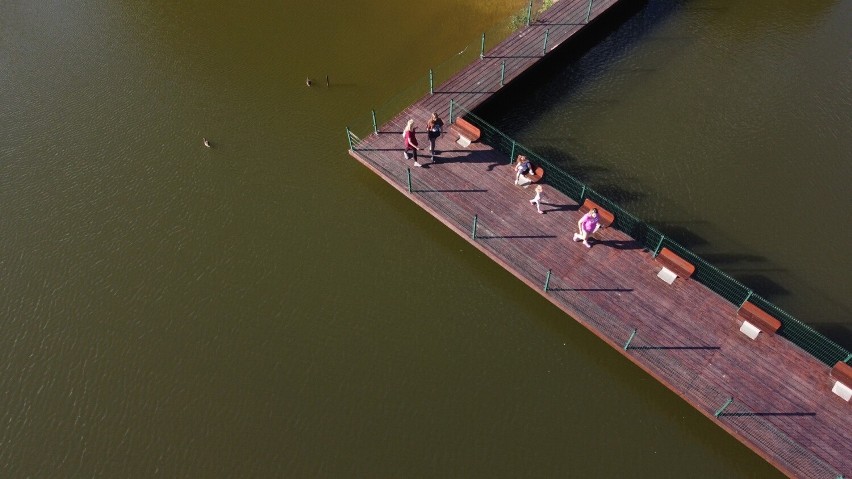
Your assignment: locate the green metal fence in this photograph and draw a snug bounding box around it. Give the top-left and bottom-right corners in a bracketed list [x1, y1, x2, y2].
[450, 100, 851, 368]
[345, 0, 849, 475]
[345, 0, 851, 369]
[346, 116, 846, 477]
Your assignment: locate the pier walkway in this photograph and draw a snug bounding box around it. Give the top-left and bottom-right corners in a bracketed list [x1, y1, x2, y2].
[346, 1, 851, 477]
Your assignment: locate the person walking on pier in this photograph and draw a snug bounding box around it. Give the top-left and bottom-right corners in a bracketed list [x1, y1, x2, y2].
[403, 119, 422, 167]
[573, 208, 600, 248]
[529, 185, 544, 214]
[426, 112, 444, 158]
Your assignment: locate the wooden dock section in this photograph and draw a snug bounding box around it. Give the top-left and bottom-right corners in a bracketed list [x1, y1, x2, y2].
[347, 1, 851, 477]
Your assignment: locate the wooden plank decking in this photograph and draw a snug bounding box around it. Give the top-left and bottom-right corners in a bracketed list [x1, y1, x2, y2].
[347, 1, 851, 477]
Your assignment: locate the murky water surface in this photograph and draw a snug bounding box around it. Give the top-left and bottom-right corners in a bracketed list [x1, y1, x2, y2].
[2, 0, 846, 476]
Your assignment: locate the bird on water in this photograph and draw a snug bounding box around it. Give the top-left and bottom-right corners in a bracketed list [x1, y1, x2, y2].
[306, 77, 312, 87]
[202, 138, 211, 148]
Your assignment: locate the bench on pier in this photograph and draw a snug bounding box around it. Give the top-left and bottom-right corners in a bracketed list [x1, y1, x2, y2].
[579, 199, 614, 228]
[655, 247, 694, 285]
[452, 117, 480, 148]
[829, 361, 852, 401]
[736, 301, 781, 340]
[513, 165, 545, 186]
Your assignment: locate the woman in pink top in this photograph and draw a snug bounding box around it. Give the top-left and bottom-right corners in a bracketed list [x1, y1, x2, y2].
[573, 208, 600, 248]
[402, 119, 422, 167]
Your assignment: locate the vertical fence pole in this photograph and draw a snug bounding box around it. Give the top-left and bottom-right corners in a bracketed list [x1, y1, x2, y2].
[346, 127, 353, 150]
[653, 235, 665, 257]
[510, 141, 516, 164]
[500, 61, 506, 87]
[623, 329, 637, 350]
[579, 185, 586, 201]
[526, 0, 533, 26]
[480, 33, 486, 59]
[740, 290, 753, 308]
[585, 0, 594, 23]
[542, 29, 550, 54]
[471, 214, 478, 239]
[714, 397, 733, 418]
[407, 168, 412, 193]
[371, 110, 378, 135]
[543, 269, 552, 292]
[429, 69, 434, 95]
[449, 99, 455, 124]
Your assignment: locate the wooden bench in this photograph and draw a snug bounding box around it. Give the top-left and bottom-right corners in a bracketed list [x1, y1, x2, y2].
[655, 247, 695, 285]
[829, 361, 852, 401]
[528, 166, 544, 183]
[451, 117, 480, 147]
[736, 301, 781, 340]
[512, 164, 545, 186]
[579, 199, 614, 228]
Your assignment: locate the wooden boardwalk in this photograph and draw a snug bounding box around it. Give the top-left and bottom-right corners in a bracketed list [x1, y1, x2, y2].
[347, 1, 851, 477]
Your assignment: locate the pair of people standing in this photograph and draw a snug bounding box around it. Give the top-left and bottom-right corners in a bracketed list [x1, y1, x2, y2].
[402, 113, 443, 167]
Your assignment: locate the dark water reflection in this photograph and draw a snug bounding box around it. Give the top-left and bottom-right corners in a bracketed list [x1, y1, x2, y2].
[479, 0, 852, 350]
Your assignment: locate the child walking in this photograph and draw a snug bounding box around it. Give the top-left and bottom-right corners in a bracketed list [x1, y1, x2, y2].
[529, 185, 544, 214]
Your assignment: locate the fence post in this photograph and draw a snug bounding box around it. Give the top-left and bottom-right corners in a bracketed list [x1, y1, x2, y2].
[653, 235, 665, 257]
[471, 214, 478, 239]
[714, 397, 733, 417]
[623, 329, 637, 350]
[449, 99, 455, 124]
[579, 185, 586, 201]
[500, 61, 506, 86]
[543, 269, 552, 292]
[407, 168, 412, 193]
[510, 141, 516, 164]
[346, 127, 353, 150]
[740, 290, 753, 308]
[542, 29, 550, 55]
[371, 110, 378, 135]
[429, 69, 434, 95]
[526, 0, 533, 26]
[480, 33, 486, 59]
[585, 0, 594, 23]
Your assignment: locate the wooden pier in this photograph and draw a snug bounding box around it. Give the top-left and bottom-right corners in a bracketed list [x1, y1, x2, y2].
[347, 1, 851, 477]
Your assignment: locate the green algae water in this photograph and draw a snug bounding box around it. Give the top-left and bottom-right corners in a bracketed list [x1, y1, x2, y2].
[2, 0, 844, 476]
